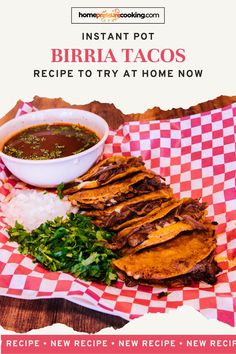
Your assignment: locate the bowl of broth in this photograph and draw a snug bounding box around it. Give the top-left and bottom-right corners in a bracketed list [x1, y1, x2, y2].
[0, 109, 109, 187]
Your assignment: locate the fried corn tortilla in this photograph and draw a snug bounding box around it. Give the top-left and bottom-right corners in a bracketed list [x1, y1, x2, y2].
[115, 252, 220, 287]
[64, 156, 146, 193]
[68, 171, 166, 210]
[113, 230, 217, 283]
[116, 199, 185, 240]
[119, 221, 194, 255]
[85, 189, 173, 229]
[109, 198, 209, 253]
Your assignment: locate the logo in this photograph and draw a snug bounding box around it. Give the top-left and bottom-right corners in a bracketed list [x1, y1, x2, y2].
[71, 7, 165, 24]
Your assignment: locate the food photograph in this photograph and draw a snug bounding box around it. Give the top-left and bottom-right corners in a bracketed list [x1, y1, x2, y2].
[0, 95, 236, 333]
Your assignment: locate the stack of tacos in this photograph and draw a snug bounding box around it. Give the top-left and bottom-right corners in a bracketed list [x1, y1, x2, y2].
[64, 155, 220, 287]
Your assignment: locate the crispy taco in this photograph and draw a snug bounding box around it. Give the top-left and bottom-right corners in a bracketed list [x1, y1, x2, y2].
[110, 198, 208, 252]
[85, 189, 173, 229]
[64, 156, 146, 193]
[113, 230, 220, 287]
[68, 171, 168, 210]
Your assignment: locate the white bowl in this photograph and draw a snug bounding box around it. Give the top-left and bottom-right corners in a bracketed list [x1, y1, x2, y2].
[0, 109, 109, 188]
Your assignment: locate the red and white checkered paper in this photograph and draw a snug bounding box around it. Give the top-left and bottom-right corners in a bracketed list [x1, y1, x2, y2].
[0, 101, 236, 326]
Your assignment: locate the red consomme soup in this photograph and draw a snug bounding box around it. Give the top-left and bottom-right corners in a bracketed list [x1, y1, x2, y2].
[3, 123, 100, 160]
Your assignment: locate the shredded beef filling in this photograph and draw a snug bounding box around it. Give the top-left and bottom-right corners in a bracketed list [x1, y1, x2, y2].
[114, 176, 167, 205]
[64, 157, 145, 193]
[98, 198, 168, 228]
[88, 157, 144, 183]
[76, 176, 166, 210]
[114, 199, 208, 249]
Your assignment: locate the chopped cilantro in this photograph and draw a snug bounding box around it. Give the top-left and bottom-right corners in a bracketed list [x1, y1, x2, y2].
[8, 213, 118, 285]
[57, 182, 65, 199]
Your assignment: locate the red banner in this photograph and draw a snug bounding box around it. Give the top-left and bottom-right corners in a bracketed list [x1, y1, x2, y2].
[1, 335, 236, 354]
